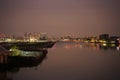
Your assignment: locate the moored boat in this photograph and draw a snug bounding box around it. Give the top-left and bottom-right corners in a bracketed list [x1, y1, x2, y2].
[0, 41, 56, 50]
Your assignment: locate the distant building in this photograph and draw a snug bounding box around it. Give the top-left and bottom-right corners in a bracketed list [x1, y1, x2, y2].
[99, 34, 109, 40]
[109, 36, 119, 43]
[110, 36, 119, 41]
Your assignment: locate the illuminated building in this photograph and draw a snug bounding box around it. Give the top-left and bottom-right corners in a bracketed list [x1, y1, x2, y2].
[99, 34, 109, 40]
[109, 36, 119, 43]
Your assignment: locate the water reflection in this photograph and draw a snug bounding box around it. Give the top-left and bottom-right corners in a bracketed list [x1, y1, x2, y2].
[0, 42, 120, 80]
[0, 49, 48, 80]
[54, 42, 120, 51]
[97, 43, 120, 52]
[117, 45, 120, 51]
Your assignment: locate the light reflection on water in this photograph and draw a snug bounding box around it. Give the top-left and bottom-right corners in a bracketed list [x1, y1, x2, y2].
[52, 42, 120, 51]
[0, 42, 120, 80]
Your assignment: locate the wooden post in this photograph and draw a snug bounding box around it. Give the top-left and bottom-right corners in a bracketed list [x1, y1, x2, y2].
[4, 56, 7, 63]
[0, 54, 8, 64]
[0, 56, 4, 64]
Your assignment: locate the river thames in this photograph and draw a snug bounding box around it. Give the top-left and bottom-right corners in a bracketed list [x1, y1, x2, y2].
[1, 42, 120, 80]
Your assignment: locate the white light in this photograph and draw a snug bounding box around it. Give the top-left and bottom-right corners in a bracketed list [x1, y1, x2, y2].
[117, 47, 119, 51]
[103, 43, 107, 46]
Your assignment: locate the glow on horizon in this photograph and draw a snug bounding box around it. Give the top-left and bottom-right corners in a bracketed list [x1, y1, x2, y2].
[0, 0, 120, 37]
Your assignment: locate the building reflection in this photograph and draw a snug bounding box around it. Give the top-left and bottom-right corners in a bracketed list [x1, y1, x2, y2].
[64, 44, 82, 49]
[52, 42, 83, 49]
[99, 43, 119, 50]
[84, 43, 100, 50]
[56, 42, 120, 51]
[0, 49, 48, 80]
[85, 43, 120, 51]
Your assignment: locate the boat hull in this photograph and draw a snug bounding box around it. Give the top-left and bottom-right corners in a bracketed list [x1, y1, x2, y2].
[0, 41, 56, 51]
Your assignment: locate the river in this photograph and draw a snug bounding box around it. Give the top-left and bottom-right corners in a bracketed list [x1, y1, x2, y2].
[0, 42, 120, 80]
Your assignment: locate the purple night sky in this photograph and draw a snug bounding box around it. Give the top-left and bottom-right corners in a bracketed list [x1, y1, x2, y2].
[0, 0, 120, 37]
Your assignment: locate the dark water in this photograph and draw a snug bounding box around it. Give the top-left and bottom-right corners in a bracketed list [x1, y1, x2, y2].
[0, 42, 120, 80]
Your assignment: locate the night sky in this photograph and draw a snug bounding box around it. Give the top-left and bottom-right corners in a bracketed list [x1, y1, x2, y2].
[0, 0, 120, 37]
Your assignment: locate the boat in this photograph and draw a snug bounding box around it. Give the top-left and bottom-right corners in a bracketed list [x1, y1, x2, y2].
[0, 41, 56, 51]
[0, 50, 47, 71]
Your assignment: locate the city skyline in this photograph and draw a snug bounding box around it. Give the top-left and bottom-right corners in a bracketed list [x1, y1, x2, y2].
[0, 0, 120, 37]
